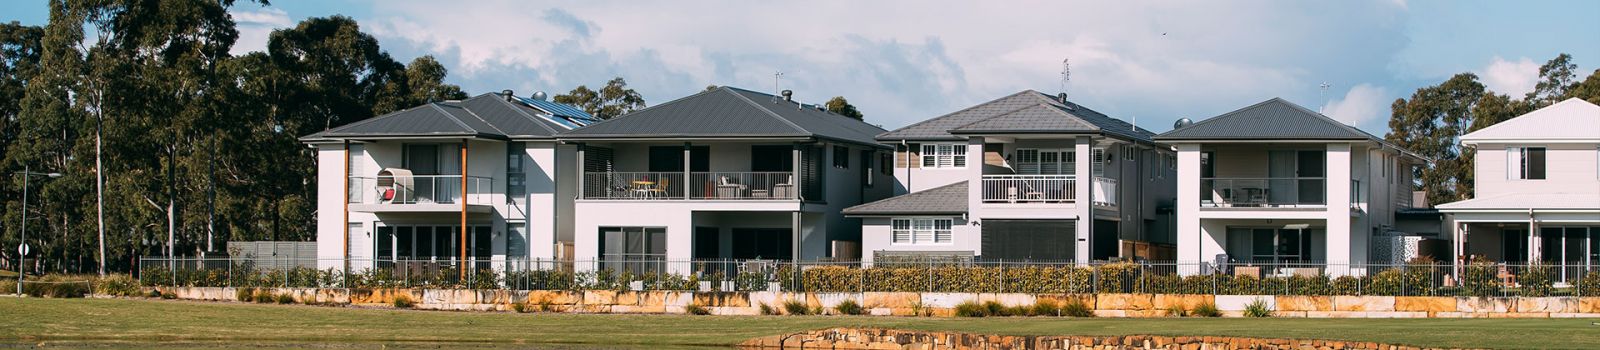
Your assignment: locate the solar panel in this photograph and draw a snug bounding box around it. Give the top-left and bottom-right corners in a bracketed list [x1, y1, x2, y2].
[512, 96, 596, 129]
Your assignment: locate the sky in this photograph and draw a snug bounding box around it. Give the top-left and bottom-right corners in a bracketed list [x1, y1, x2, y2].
[5, 0, 1598, 135]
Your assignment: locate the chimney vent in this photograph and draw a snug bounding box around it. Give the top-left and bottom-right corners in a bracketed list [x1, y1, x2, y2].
[502, 89, 515, 101]
[781, 89, 793, 101]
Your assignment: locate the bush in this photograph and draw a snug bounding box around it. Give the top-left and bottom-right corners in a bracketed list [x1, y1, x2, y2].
[253, 289, 275, 303]
[953, 301, 988, 317]
[393, 294, 415, 308]
[1060, 298, 1094, 317]
[1164, 304, 1188, 317]
[758, 303, 777, 316]
[685, 304, 711, 315]
[1243, 298, 1273, 318]
[983, 301, 1007, 316]
[1580, 271, 1600, 296]
[510, 301, 529, 313]
[0, 279, 14, 295]
[1031, 299, 1061, 316]
[1520, 264, 1554, 297]
[833, 299, 863, 315]
[275, 293, 296, 304]
[19, 275, 92, 298]
[782, 300, 809, 315]
[1192, 302, 1221, 317]
[236, 287, 255, 302]
[93, 275, 141, 297]
[160, 290, 177, 299]
[1461, 258, 1501, 297]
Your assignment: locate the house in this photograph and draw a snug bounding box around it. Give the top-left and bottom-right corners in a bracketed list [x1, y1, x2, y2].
[847, 91, 1176, 264]
[301, 91, 594, 272]
[1438, 98, 1600, 282]
[1158, 98, 1430, 275]
[555, 87, 894, 272]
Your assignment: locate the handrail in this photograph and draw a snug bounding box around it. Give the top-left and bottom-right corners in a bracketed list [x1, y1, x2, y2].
[981, 174, 1075, 203]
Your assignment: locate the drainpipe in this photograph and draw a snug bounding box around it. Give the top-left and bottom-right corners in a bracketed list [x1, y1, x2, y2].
[900, 140, 911, 193]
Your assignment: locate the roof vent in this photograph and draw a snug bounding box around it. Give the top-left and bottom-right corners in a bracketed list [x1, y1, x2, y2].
[1173, 118, 1193, 130]
[781, 89, 793, 101]
[501, 89, 515, 101]
[1057, 92, 1068, 103]
[532, 91, 548, 101]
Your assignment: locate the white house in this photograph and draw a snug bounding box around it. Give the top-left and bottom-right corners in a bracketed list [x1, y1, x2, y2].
[847, 91, 1177, 264]
[1438, 98, 1600, 282]
[1157, 98, 1429, 275]
[301, 91, 593, 272]
[556, 87, 894, 272]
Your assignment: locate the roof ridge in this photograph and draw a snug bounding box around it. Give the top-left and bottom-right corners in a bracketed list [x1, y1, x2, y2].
[723, 87, 811, 136]
[317, 103, 434, 134]
[878, 90, 1041, 140]
[1162, 97, 1284, 136]
[951, 102, 1089, 131]
[490, 93, 562, 135]
[1270, 97, 1376, 139]
[453, 98, 509, 135]
[559, 86, 723, 134]
[428, 103, 480, 133]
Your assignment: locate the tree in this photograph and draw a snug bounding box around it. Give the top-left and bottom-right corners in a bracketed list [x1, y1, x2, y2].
[1385, 73, 1485, 204]
[825, 96, 864, 121]
[1527, 53, 1577, 105]
[405, 55, 466, 103]
[554, 77, 646, 120]
[1565, 68, 1600, 104]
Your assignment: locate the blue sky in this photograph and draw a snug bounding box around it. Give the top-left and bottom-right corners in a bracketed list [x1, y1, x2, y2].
[5, 0, 1597, 135]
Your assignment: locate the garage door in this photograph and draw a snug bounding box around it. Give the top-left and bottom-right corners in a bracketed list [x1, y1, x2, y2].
[980, 220, 1075, 261]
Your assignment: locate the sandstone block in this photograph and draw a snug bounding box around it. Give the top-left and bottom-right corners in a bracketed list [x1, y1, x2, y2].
[1214, 295, 1272, 311]
[1581, 297, 1600, 313]
[863, 292, 919, 309]
[1153, 294, 1212, 311]
[1332, 296, 1394, 311]
[1393, 296, 1453, 312]
[1457, 297, 1513, 313]
[584, 290, 617, 305]
[1516, 297, 1578, 313]
[1095, 293, 1153, 310]
[1275, 296, 1331, 311]
[692, 292, 750, 307]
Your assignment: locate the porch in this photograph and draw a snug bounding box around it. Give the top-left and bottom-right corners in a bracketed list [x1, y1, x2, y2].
[1455, 222, 1598, 284]
[576, 141, 821, 201]
[1197, 146, 1328, 208]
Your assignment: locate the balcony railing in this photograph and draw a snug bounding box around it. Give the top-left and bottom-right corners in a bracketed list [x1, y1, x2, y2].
[348, 175, 492, 205]
[1092, 177, 1118, 208]
[582, 172, 799, 200]
[981, 174, 1075, 203]
[1200, 177, 1325, 208]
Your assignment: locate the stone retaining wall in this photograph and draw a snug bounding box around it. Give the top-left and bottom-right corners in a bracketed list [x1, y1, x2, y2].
[740, 328, 1475, 350]
[151, 287, 1600, 318]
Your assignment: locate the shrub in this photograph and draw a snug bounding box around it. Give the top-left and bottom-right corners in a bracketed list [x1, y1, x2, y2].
[275, 293, 296, 304]
[392, 294, 415, 308]
[1164, 304, 1188, 317]
[1520, 264, 1554, 297]
[253, 289, 275, 303]
[511, 302, 530, 313]
[685, 304, 711, 316]
[1060, 298, 1094, 317]
[1243, 298, 1273, 318]
[953, 301, 988, 317]
[782, 300, 809, 315]
[160, 290, 177, 299]
[833, 299, 863, 315]
[94, 275, 141, 297]
[0, 279, 14, 295]
[1461, 258, 1501, 297]
[1031, 299, 1061, 317]
[146, 289, 162, 298]
[236, 287, 255, 302]
[909, 301, 930, 317]
[20, 275, 92, 298]
[1580, 271, 1600, 296]
[983, 301, 1007, 316]
[537, 298, 555, 312]
[758, 303, 778, 316]
[1192, 302, 1221, 317]
[1330, 276, 1362, 295]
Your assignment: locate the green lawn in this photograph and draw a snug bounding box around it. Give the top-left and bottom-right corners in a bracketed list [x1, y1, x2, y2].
[0, 297, 1594, 349]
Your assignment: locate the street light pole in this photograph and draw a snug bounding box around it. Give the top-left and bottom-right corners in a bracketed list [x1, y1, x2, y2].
[16, 166, 62, 295]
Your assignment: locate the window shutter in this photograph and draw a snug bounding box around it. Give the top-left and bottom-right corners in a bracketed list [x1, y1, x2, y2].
[1506, 147, 1520, 180]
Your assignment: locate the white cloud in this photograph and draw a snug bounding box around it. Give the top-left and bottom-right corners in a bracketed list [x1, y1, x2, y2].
[1322, 84, 1390, 127]
[1478, 56, 1540, 97]
[229, 8, 292, 55]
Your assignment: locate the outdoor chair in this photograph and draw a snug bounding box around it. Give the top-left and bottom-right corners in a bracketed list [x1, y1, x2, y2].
[715, 175, 747, 198]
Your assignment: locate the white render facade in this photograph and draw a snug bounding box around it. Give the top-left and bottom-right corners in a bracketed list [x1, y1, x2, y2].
[1439, 98, 1600, 282]
[1160, 98, 1427, 275]
[851, 91, 1177, 264]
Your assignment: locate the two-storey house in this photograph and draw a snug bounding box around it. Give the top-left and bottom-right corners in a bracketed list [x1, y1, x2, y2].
[1438, 98, 1600, 283]
[1158, 98, 1428, 275]
[301, 91, 593, 273]
[556, 87, 894, 272]
[846, 91, 1176, 264]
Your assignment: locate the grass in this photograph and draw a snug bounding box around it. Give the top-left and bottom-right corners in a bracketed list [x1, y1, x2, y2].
[0, 298, 1597, 349]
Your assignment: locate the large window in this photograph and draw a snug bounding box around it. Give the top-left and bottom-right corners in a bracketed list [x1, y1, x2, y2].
[1015, 149, 1073, 175]
[1508, 146, 1546, 180]
[600, 227, 667, 273]
[833, 145, 850, 168]
[921, 143, 967, 168]
[892, 218, 953, 244]
[374, 225, 491, 263]
[507, 142, 526, 203]
[1224, 227, 1320, 264]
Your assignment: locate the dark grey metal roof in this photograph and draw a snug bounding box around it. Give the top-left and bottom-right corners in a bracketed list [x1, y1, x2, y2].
[557, 86, 888, 148]
[878, 90, 1156, 143]
[843, 181, 968, 216]
[301, 93, 576, 142]
[1155, 98, 1376, 141]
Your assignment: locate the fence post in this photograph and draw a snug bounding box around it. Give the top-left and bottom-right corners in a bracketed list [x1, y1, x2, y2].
[999, 260, 1006, 293]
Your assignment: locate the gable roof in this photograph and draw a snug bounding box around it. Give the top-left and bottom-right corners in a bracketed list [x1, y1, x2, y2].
[842, 181, 968, 216]
[1460, 98, 1600, 144]
[878, 90, 1156, 143]
[1155, 98, 1377, 141]
[556, 86, 889, 148]
[301, 92, 586, 142]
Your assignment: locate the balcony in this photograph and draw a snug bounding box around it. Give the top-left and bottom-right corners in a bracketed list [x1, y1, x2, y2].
[347, 174, 493, 213]
[582, 172, 800, 200]
[1092, 177, 1118, 208]
[1201, 177, 1325, 208]
[981, 175, 1076, 203]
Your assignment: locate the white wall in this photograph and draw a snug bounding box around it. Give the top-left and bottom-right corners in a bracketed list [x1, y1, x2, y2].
[860, 216, 978, 264]
[1474, 143, 1600, 197]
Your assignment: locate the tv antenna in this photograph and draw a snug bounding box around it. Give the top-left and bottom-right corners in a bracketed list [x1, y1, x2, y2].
[1059, 58, 1071, 98]
[773, 71, 785, 103]
[1318, 82, 1331, 113]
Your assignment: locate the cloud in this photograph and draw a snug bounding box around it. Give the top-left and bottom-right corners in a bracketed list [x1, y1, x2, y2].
[1322, 84, 1391, 127]
[229, 8, 292, 55]
[1478, 56, 1540, 97]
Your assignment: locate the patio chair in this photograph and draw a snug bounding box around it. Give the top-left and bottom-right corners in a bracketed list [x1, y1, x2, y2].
[771, 175, 794, 198]
[715, 175, 747, 198]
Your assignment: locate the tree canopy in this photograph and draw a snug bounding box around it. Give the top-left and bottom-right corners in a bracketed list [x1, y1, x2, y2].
[553, 77, 646, 120]
[825, 96, 864, 121]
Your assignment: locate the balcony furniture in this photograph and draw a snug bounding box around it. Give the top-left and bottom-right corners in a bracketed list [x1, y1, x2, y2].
[714, 176, 747, 198]
[375, 168, 415, 204]
[1234, 266, 1261, 279]
[750, 189, 769, 198]
[631, 180, 658, 198]
[771, 175, 794, 198]
[1498, 265, 1517, 287]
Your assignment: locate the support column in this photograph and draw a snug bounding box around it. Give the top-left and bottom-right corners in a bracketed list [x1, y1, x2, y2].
[792, 211, 803, 262]
[575, 143, 586, 200]
[1175, 144, 1202, 271]
[342, 141, 350, 271]
[1528, 215, 1539, 264]
[1451, 221, 1464, 277]
[792, 144, 803, 200]
[683, 142, 692, 199]
[1325, 143, 1355, 273]
[460, 139, 469, 279]
[1074, 136, 1092, 264]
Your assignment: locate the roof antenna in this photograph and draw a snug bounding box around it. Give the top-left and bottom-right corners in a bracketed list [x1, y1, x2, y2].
[1318, 82, 1331, 113]
[1059, 58, 1071, 100]
[773, 71, 784, 104]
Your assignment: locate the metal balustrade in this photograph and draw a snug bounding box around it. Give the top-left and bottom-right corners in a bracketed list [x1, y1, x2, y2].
[981, 175, 1076, 203]
[582, 172, 799, 200]
[347, 175, 492, 205]
[1200, 177, 1325, 208]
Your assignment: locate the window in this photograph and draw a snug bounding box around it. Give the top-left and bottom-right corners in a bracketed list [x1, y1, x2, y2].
[891, 218, 952, 244]
[1508, 146, 1547, 180]
[879, 152, 893, 176]
[920, 143, 967, 168]
[1091, 148, 1106, 177]
[506, 222, 528, 260]
[833, 145, 850, 168]
[347, 223, 364, 258]
[1123, 145, 1135, 161]
[507, 142, 526, 203]
[599, 227, 667, 273]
